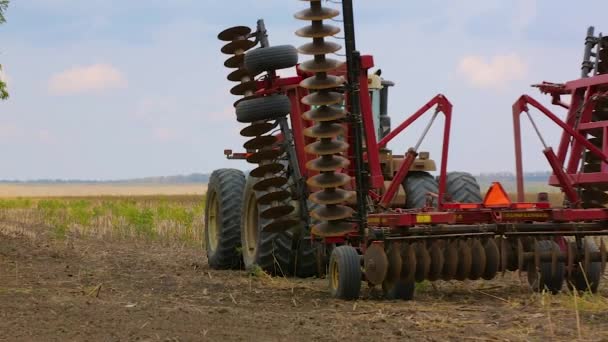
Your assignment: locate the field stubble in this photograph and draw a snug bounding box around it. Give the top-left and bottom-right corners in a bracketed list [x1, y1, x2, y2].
[0, 190, 606, 341]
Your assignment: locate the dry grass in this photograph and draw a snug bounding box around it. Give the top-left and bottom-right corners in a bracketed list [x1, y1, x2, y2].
[0, 183, 206, 197]
[0, 195, 205, 244]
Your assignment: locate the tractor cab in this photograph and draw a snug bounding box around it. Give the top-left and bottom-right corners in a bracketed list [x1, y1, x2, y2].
[368, 71, 436, 179]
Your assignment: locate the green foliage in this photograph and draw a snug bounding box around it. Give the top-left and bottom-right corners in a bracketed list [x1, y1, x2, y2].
[0, 0, 8, 24]
[1, 1, 9, 100]
[0, 195, 206, 243]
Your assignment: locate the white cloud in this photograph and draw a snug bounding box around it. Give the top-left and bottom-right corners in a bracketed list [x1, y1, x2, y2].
[48, 64, 127, 95]
[458, 53, 527, 89]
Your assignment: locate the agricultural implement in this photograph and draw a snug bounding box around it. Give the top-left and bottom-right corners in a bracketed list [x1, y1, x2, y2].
[205, 0, 608, 300]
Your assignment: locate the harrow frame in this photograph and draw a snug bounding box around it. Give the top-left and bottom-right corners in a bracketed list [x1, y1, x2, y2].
[216, 1, 608, 299]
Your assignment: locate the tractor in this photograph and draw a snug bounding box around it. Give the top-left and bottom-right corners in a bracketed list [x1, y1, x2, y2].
[205, 0, 607, 300]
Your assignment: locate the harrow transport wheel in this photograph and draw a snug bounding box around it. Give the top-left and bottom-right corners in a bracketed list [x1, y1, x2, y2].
[241, 176, 296, 276]
[527, 240, 565, 294]
[235, 95, 292, 123]
[569, 239, 602, 293]
[444, 172, 482, 203]
[205, 169, 246, 269]
[244, 45, 299, 76]
[403, 171, 438, 209]
[329, 246, 362, 300]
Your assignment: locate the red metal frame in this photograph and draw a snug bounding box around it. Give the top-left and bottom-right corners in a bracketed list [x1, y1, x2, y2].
[226, 45, 608, 239]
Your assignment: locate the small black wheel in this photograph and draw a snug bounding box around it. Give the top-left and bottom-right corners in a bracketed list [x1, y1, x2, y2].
[569, 239, 602, 293]
[245, 45, 299, 76]
[383, 280, 415, 300]
[527, 240, 565, 294]
[205, 169, 246, 269]
[329, 245, 362, 300]
[235, 95, 291, 123]
[403, 171, 438, 208]
[444, 172, 482, 203]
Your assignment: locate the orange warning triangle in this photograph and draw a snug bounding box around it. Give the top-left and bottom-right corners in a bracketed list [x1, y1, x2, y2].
[483, 182, 512, 208]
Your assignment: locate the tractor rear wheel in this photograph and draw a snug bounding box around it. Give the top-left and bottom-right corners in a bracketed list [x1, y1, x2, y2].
[403, 171, 439, 209]
[205, 169, 246, 269]
[241, 176, 318, 277]
[444, 172, 482, 203]
[241, 176, 297, 276]
[569, 239, 602, 293]
[527, 240, 565, 294]
[244, 45, 299, 76]
[329, 245, 362, 300]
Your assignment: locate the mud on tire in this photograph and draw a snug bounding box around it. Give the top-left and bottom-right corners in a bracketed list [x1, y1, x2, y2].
[205, 169, 246, 269]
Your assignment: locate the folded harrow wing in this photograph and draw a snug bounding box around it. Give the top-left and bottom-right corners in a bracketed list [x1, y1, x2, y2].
[205, 1, 608, 300]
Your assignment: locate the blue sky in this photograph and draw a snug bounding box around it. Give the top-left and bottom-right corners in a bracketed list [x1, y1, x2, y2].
[0, 0, 605, 180]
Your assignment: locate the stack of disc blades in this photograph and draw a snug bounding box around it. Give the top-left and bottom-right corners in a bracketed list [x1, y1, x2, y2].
[295, 0, 355, 237]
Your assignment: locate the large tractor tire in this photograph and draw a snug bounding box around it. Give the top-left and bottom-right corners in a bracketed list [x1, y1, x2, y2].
[444, 172, 482, 203]
[244, 45, 299, 76]
[527, 240, 565, 294]
[241, 176, 295, 275]
[241, 176, 317, 277]
[403, 171, 439, 209]
[235, 95, 291, 123]
[204, 169, 246, 269]
[569, 239, 602, 293]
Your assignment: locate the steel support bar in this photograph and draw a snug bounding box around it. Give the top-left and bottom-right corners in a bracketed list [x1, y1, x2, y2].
[379, 149, 417, 208]
[543, 147, 580, 206]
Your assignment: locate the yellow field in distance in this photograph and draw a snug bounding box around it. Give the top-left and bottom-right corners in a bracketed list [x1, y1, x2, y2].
[0, 183, 207, 198]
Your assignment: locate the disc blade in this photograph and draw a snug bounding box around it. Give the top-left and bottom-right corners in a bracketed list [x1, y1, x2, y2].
[309, 188, 354, 205]
[253, 176, 288, 192]
[455, 240, 472, 281]
[260, 204, 294, 220]
[442, 241, 458, 281]
[385, 242, 402, 283]
[246, 149, 282, 164]
[243, 135, 278, 150]
[306, 156, 350, 172]
[298, 41, 342, 55]
[482, 238, 499, 280]
[221, 39, 257, 55]
[427, 241, 444, 281]
[303, 122, 344, 138]
[257, 190, 291, 205]
[218, 26, 251, 41]
[469, 239, 486, 280]
[305, 139, 349, 155]
[364, 243, 388, 286]
[250, 163, 284, 178]
[400, 243, 417, 283]
[296, 24, 341, 38]
[240, 122, 274, 137]
[311, 204, 354, 221]
[301, 91, 343, 106]
[299, 58, 344, 73]
[307, 172, 350, 188]
[414, 242, 431, 282]
[300, 75, 345, 90]
[294, 7, 340, 21]
[303, 105, 347, 122]
[311, 221, 356, 237]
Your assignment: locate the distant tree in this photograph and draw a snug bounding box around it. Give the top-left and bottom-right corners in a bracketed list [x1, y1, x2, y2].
[0, 0, 9, 100]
